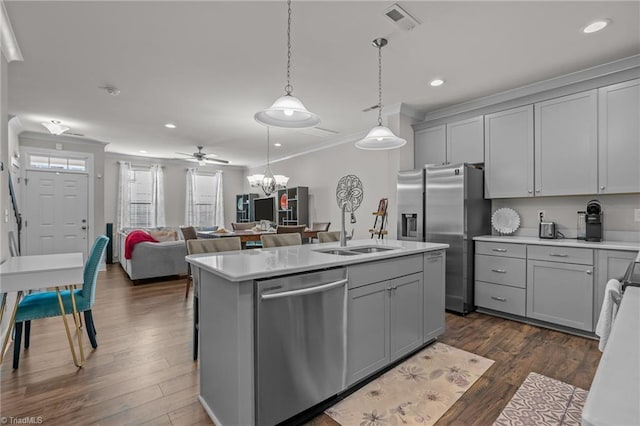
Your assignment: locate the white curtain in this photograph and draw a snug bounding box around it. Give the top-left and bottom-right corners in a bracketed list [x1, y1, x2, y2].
[213, 171, 224, 228]
[184, 169, 224, 227]
[116, 161, 132, 231]
[150, 164, 166, 227]
[185, 168, 197, 225]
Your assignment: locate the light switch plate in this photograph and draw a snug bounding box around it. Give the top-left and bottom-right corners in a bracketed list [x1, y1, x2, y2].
[634, 209, 640, 222]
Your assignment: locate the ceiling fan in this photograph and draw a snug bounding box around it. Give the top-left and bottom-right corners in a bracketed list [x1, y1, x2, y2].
[176, 146, 229, 165]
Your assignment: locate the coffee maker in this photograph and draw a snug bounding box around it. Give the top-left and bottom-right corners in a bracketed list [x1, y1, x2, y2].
[585, 200, 602, 242]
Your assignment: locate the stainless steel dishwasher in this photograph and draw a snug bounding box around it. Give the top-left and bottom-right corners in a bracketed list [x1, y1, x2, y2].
[255, 267, 348, 426]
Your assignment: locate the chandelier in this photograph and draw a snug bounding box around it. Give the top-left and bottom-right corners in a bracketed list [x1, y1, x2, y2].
[247, 127, 289, 196]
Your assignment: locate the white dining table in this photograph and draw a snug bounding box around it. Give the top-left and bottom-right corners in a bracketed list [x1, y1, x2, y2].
[0, 252, 85, 367]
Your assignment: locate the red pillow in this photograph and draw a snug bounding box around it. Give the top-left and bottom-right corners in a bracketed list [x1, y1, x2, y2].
[124, 230, 158, 259]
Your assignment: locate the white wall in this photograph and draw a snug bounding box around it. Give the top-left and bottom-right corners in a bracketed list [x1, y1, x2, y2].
[246, 137, 411, 239]
[104, 153, 245, 231]
[492, 194, 640, 242]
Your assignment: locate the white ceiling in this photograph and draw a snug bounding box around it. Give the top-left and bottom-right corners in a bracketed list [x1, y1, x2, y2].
[6, 1, 640, 166]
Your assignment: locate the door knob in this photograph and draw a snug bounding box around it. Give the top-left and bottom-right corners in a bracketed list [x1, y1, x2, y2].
[600, 186, 605, 191]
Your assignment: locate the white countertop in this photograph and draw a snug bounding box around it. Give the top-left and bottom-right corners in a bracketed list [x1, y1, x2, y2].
[473, 235, 640, 252]
[186, 239, 449, 282]
[582, 287, 640, 426]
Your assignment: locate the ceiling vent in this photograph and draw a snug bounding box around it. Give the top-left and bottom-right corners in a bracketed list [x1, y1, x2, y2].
[383, 3, 419, 31]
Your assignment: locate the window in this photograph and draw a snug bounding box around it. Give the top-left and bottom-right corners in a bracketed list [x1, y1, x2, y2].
[29, 154, 87, 171]
[185, 170, 224, 227]
[117, 162, 165, 230]
[129, 169, 153, 228]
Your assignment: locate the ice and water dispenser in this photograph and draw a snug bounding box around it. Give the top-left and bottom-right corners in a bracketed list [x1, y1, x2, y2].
[401, 213, 418, 239]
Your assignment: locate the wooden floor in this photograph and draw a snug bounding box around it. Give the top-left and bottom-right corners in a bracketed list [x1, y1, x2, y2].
[1, 264, 601, 425]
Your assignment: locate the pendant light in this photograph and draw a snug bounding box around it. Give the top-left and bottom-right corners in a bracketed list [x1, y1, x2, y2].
[254, 0, 320, 129]
[355, 38, 406, 150]
[246, 127, 282, 196]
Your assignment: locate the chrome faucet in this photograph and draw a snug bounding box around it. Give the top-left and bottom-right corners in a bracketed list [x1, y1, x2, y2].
[340, 202, 347, 247]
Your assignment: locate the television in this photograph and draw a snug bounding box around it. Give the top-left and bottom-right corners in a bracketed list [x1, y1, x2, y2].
[253, 197, 275, 222]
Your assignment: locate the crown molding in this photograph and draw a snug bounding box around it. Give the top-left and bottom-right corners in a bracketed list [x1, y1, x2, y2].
[383, 102, 424, 122]
[105, 151, 245, 170]
[1, 1, 23, 62]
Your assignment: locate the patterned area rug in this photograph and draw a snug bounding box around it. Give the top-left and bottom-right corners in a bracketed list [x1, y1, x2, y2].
[493, 372, 588, 426]
[325, 342, 494, 426]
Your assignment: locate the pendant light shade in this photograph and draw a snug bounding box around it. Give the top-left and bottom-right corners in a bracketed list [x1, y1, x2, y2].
[254, 95, 320, 128]
[356, 38, 406, 150]
[255, 0, 320, 129]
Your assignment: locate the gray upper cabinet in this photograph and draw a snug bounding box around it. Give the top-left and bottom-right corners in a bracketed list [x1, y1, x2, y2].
[415, 125, 446, 168]
[598, 79, 640, 194]
[534, 90, 598, 196]
[484, 105, 534, 198]
[446, 116, 484, 164]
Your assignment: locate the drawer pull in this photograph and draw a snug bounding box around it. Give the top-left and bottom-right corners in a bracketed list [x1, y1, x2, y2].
[492, 248, 507, 253]
[491, 296, 507, 302]
[549, 253, 569, 258]
[491, 269, 507, 274]
[586, 270, 592, 275]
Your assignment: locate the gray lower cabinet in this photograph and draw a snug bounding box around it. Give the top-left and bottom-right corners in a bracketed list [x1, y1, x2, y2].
[347, 280, 390, 385]
[527, 260, 594, 331]
[347, 272, 426, 386]
[423, 251, 445, 342]
[595, 250, 637, 329]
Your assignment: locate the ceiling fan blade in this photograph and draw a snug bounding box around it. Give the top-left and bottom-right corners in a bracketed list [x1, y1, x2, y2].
[175, 152, 194, 157]
[204, 157, 229, 164]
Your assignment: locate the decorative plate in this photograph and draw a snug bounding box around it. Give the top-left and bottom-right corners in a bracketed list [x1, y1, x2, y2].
[237, 197, 244, 211]
[491, 208, 521, 235]
[280, 193, 288, 210]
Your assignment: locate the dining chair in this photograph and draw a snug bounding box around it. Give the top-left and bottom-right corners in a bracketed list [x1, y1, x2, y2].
[276, 225, 307, 243]
[180, 226, 198, 299]
[231, 222, 257, 231]
[12, 235, 109, 369]
[261, 233, 302, 248]
[309, 222, 331, 242]
[318, 231, 342, 243]
[186, 237, 241, 361]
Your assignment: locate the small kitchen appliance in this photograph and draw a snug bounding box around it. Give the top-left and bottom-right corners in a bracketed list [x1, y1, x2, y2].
[585, 200, 603, 242]
[538, 211, 557, 239]
[577, 211, 587, 240]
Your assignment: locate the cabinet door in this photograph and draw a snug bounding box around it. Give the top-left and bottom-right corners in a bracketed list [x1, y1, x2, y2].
[484, 105, 534, 198]
[527, 260, 594, 331]
[423, 251, 445, 342]
[415, 125, 446, 168]
[598, 79, 640, 194]
[534, 90, 598, 196]
[595, 250, 637, 330]
[446, 116, 484, 164]
[347, 281, 390, 385]
[389, 273, 424, 362]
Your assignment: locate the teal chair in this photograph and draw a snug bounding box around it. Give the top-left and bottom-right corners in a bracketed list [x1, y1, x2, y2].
[12, 235, 109, 369]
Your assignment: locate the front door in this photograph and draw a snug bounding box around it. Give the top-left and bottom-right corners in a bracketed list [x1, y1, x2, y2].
[24, 170, 89, 257]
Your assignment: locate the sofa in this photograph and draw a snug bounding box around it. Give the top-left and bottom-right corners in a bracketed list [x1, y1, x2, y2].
[118, 228, 188, 282]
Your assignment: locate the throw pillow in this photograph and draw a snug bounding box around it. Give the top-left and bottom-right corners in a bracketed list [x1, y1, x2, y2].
[148, 229, 177, 242]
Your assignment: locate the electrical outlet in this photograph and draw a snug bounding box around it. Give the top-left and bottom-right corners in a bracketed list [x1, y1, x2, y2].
[537, 210, 546, 221]
[635, 209, 640, 222]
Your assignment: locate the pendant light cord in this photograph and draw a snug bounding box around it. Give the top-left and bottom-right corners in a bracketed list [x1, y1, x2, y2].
[285, 0, 293, 96]
[266, 127, 271, 165]
[377, 43, 383, 126]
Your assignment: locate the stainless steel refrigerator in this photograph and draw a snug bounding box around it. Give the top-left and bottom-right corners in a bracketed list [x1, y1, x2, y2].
[397, 163, 491, 314]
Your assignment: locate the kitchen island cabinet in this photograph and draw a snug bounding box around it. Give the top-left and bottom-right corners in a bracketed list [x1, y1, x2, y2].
[187, 239, 448, 426]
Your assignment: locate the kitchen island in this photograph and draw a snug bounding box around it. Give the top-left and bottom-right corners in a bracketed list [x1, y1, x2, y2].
[186, 239, 448, 426]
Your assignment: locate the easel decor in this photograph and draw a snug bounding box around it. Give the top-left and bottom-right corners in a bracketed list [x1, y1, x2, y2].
[369, 198, 388, 239]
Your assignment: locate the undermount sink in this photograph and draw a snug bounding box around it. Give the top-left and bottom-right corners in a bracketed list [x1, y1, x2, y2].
[313, 246, 398, 256]
[348, 246, 396, 254]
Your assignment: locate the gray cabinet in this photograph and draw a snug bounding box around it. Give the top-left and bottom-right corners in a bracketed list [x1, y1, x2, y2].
[423, 251, 445, 342]
[527, 260, 594, 331]
[276, 186, 308, 226]
[347, 280, 390, 385]
[389, 273, 424, 362]
[595, 250, 637, 329]
[484, 105, 534, 198]
[534, 90, 598, 196]
[415, 125, 446, 168]
[446, 116, 484, 164]
[598, 79, 640, 194]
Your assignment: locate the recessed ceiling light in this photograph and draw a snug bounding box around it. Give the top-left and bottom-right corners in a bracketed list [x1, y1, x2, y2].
[583, 20, 610, 34]
[430, 79, 445, 87]
[139, 150, 148, 153]
[164, 123, 176, 129]
[274, 143, 282, 147]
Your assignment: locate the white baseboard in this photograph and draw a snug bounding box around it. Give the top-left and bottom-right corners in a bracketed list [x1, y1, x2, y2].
[198, 395, 226, 426]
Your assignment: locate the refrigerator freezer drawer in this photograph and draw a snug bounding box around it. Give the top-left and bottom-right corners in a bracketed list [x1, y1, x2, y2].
[475, 255, 526, 288]
[475, 281, 526, 316]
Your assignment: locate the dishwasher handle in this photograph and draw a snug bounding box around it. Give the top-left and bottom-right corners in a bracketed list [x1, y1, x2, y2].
[261, 278, 348, 300]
